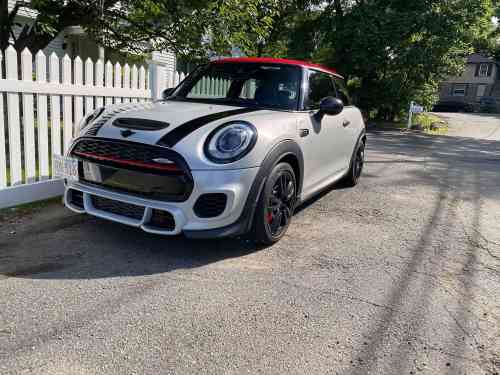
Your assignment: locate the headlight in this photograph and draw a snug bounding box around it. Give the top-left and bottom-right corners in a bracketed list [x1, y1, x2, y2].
[204, 121, 257, 163]
[78, 107, 105, 130]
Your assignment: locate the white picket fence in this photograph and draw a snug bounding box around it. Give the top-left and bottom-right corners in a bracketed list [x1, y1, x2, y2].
[0, 46, 187, 209]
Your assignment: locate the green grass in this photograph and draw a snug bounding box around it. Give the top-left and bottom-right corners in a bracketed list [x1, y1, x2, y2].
[413, 113, 448, 135]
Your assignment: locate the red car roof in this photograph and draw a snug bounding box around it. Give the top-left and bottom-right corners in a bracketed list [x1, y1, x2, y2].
[211, 57, 343, 78]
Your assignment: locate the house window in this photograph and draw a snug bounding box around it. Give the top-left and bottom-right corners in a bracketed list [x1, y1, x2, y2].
[453, 84, 467, 96]
[476, 84, 487, 98]
[478, 63, 490, 77]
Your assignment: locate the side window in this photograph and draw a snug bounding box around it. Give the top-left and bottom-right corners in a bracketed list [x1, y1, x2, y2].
[306, 70, 336, 109]
[333, 77, 351, 106]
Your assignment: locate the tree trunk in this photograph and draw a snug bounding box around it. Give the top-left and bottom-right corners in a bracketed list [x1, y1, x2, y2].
[257, 43, 264, 57]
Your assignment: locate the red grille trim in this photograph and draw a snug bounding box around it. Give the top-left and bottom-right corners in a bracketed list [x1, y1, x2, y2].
[73, 151, 182, 172]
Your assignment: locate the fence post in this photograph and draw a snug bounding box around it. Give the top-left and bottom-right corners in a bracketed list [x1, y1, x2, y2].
[5, 46, 22, 186]
[36, 50, 50, 181]
[0, 51, 6, 187]
[148, 53, 167, 101]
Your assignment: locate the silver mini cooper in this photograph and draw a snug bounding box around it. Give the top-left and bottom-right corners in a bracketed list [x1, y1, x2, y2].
[61, 57, 366, 244]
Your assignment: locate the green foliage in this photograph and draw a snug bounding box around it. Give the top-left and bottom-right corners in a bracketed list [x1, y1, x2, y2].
[210, 0, 496, 119]
[2, 0, 496, 119]
[413, 113, 448, 134]
[314, 0, 495, 119]
[1, 0, 216, 55]
[207, 0, 313, 57]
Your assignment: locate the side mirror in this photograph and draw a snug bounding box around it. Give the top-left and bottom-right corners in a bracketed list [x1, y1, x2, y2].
[162, 87, 175, 100]
[319, 97, 344, 116]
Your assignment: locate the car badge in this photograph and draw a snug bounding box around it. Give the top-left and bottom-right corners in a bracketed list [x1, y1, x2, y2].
[120, 129, 135, 138]
[152, 158, 175, 165]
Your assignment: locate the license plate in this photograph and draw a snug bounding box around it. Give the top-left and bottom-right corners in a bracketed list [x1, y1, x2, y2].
[53, 154, 79, 181]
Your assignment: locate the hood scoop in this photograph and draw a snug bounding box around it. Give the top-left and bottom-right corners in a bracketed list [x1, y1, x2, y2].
[113, 117, 170, 131]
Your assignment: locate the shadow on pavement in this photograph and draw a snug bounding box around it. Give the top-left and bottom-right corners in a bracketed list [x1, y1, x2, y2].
[0, 212, 268, 280]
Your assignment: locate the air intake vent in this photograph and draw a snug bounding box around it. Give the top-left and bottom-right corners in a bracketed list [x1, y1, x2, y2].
[69, 189, 84, 209]
[193, 193, 227, 218]
[91, 195, 144, 220]
[113, 118, 170, 131]
[149, 209, 176, 230]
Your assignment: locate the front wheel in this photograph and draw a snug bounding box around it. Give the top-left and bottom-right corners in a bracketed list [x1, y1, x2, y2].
[341, 139, 365, 187]
[252, 163, 297, 245]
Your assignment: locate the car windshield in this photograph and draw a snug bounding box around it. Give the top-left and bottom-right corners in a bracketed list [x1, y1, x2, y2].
[170, 63, 302, 111]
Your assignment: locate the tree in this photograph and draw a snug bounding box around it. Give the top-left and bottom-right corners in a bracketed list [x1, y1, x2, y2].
[0, 0, 214, 55]
[280, 0, 497, 119]
[218, 0, 495, 119]
[207, 0, 315, 57]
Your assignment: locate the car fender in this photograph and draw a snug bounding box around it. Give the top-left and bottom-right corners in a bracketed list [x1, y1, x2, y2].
[184, 139, 304, 239]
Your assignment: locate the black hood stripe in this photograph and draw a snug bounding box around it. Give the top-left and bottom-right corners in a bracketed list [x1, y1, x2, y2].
[157, 107, 262, 147]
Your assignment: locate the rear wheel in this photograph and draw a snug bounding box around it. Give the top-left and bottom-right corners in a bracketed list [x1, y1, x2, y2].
[253, 163, 297, 245]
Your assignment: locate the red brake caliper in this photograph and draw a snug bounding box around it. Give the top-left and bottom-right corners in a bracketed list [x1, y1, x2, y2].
[267, 212, 273, 223]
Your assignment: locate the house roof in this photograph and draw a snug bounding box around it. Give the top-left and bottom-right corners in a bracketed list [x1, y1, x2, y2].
[211, 57, 343, 78]
[467, 53, 496, 64]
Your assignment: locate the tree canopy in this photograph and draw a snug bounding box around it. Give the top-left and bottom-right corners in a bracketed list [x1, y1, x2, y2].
[209, 0, 498, 118]
[0, 0, 214, 54]
[1, 0, 497, 118]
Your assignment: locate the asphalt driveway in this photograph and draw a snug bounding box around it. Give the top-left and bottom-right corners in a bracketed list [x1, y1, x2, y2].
[1, 114, 499, 374]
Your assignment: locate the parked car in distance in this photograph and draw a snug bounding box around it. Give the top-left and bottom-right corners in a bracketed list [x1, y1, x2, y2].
[478, 96, 498, 113]
[432, 101, 474, 113]
[55, 57, 366, 244]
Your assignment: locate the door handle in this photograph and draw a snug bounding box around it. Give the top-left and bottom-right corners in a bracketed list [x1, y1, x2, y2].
[342, 120, 351, 127]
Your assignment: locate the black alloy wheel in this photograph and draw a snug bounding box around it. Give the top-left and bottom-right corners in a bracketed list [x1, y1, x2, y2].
[254, 163, 297, 245]
[354, 142, 365, 180]
[342, 139, 365, 187]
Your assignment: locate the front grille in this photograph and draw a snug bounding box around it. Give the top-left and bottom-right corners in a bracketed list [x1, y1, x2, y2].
[193, 193, 227, 218]
[149, 209, 176, 231]
[69, 189, 84, 209]
[91, 195, 144, 220]
[72, 139, 181, 170]
[71, 138, 194, 202]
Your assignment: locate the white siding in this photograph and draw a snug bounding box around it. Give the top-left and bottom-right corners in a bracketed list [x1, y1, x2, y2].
[151, 51, 177, 85]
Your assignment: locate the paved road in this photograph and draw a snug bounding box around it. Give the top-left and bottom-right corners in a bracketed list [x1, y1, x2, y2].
[1, 114, 499, 374]
[435, 112, 500, 141]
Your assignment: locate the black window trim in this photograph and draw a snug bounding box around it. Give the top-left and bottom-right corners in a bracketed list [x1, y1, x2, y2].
[301, 67, 351, 111]
[168, 62, 304, 112]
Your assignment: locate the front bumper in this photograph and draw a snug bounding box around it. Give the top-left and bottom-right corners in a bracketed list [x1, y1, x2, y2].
[64, 167, 259, 237]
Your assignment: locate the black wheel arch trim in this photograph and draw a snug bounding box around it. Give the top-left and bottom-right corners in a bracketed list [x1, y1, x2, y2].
[184, 139, 304, 239]
[343, 128, 367, 178]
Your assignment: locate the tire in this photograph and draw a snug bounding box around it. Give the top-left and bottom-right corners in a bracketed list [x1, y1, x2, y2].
[252, 162, 297, 245]
[341, 138, 365, 187]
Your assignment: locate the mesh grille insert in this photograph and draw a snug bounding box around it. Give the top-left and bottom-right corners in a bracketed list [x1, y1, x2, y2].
[193, 194, 227, 218]
[91, 195, 144, 220]
[73, 139, 173, 165]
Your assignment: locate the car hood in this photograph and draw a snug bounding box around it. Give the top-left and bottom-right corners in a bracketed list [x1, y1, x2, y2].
[76, 100, 298, 170]
[87, 100, 258, 146]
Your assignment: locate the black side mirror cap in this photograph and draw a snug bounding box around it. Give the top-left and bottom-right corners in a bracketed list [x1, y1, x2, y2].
[319, 96, 344, 116]
[162, 87, 175, 100]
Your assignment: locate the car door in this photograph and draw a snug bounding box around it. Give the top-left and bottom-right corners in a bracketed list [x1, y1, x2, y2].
[332, 76, 360, 169]
[299, 69, 347, 197]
